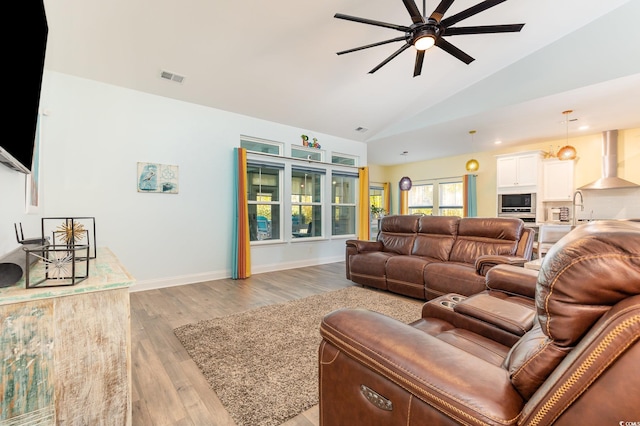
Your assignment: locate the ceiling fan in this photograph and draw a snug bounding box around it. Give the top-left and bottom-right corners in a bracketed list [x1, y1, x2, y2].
[334, 0, 525, 77]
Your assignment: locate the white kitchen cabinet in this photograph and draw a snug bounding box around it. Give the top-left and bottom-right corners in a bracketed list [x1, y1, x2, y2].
[496, 151, 542, 192]
[542, 159, 575, 201]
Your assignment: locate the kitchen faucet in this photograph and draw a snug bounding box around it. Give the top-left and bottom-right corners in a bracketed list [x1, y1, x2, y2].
[572, 190, 584, 226]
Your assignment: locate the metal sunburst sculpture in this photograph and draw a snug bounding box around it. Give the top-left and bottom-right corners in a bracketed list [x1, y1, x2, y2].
[56, 221, 87, 245]
[28, 250, 75, 280]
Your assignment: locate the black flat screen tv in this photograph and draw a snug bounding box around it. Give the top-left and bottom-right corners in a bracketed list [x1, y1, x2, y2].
[0, 1, 48, 174]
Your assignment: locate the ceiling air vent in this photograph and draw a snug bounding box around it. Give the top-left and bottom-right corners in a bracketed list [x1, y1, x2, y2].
[355, 127, 368, 133]
[160, 70, 185, 84]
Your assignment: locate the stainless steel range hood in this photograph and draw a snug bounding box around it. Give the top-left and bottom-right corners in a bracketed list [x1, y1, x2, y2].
[579, 130, 640, 190]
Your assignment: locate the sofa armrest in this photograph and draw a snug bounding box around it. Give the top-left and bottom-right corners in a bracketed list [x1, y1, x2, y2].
[320, 308, 523, 424]
[475, 255, 528, 276]
[453, 293, 535, 336]
[345, 239, 384, 279]
[485, 264, 537, 299]
[346, 239, 383, 252]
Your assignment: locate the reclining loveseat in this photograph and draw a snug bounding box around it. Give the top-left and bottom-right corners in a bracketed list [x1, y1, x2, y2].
[346, 215, 535, 300]
[320, 220, 640, 425]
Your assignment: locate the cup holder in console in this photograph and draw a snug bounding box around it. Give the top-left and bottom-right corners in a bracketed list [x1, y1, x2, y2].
[450, 295, 465, 303]
[440, 300, 456, 308]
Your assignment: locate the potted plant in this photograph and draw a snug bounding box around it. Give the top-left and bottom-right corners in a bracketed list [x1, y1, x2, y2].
[371, 205, 387, 219]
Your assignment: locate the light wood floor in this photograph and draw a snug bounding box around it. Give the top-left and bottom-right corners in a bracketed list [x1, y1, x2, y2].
[130, 262, 355, 426]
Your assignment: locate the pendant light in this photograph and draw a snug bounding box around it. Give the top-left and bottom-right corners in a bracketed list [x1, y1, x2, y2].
[465, 130, 480, 172]
[557, 110, 577, 160]
[399, 151, 412, 191]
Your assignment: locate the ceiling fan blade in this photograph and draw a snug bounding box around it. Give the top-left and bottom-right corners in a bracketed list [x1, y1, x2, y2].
[444, 23, 525, 35]
[440, 0, 507, 28]
[413, 50, 425, 77]
[402, 0, 425, 24]
[435, 37, 475, 64]
[369, 43, 412, 74]
[337, 36, 408, 55]
[334, 13, 410, 32]
[429, 0, 455, 23]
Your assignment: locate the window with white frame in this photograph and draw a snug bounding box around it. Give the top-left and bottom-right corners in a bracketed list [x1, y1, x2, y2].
[331, 172, 357, 236]
[241, 137, 283, 155]
[438, 180, 464, 216]
[291, 146, 324, 162]
[247, 162, 283, 241]
[409, 178, 463, 217]
[243, 137, 360, 243]
[408, 184, 434, 215]
[331, 153, 358, 166]
[369, 185, 386, 238]
[291, 167, 323, 238]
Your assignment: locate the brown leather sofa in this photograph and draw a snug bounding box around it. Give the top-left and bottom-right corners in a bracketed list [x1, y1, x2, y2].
[320, 220, 640, 425]
[346, 215, 535, 300]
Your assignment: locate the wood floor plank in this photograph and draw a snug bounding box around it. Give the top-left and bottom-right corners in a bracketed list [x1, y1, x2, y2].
[131, 261, 356, 425]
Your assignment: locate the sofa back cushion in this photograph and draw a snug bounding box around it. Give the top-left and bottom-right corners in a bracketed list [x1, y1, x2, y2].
[448, 217, 524, 264]
[503, 220, 640, 400]
[412, 216, 460, 261]
[379, 215, 420, 255]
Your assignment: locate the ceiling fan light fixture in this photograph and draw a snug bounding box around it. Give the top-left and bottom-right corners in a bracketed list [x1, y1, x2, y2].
[414, 33, 436, 50]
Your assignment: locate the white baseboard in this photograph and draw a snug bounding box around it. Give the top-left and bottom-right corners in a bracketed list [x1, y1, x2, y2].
[129, 270, 229, 292]
[251, 256, 343, 275]
[129, 256, 344, 292]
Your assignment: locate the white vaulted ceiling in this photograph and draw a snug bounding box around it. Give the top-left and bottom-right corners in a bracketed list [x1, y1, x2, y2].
[42, 0, 640, 165]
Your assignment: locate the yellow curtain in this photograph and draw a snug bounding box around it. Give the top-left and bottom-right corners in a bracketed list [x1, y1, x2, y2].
[382, 182, 390, 215]
[358, 167, 370, 240]
[232, 147, 251, 279]
[400, 189, 408, 215]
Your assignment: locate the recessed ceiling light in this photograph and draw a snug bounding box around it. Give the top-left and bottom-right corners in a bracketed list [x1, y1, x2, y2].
[494, 140, 502, 145]
[579, 125, 589, 131]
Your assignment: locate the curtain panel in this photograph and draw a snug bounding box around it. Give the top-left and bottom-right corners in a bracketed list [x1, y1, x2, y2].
[463, 174, 478, 217]
[358, 167, 369, 240]
[400, 189, 408, 215]
[382, 182, 390, 215]
[232, 147, 251, 279]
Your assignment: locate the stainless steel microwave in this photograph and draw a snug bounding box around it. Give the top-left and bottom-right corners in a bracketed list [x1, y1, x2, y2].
[498, 193, 536, 215]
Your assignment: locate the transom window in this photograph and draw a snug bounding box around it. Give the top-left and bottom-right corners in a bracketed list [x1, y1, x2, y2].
[241, 137, 283, 156]
[291, 146, 324, 162]
[331, 153, 358, 166]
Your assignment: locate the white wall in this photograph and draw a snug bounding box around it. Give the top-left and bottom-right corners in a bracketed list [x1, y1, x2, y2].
[0, 72, 366, 290]
[0, 168, 42, 256]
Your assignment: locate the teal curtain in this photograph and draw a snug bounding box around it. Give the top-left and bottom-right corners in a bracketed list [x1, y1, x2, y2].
[464, 174, 477, 217]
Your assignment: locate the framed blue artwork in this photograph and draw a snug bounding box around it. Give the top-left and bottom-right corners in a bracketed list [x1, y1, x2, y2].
[137, 162, 179, 194]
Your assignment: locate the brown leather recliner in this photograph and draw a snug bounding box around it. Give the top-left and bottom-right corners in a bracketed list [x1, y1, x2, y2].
[319, 220, 640, 425]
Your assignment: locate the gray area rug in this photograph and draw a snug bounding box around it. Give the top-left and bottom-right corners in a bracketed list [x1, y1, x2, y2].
[173, 285, 422, 426]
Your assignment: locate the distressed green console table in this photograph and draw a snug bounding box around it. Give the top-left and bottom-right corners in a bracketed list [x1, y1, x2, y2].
[1, 247, 134, 425]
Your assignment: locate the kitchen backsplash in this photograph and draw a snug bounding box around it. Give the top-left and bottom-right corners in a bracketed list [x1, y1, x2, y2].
[576, 187, 640, 221]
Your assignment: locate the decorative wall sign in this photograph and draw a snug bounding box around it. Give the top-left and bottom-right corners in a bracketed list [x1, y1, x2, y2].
[300, 134, 321, 149]
[137, 162, 179, 194]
